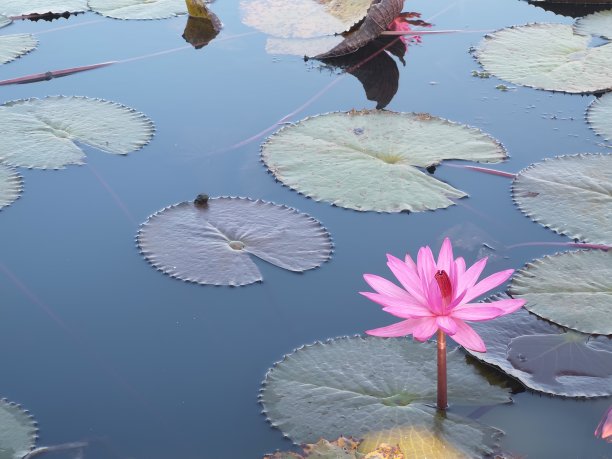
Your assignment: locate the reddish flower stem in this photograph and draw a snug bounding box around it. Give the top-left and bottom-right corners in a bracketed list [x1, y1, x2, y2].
[437, 329, 448, 410]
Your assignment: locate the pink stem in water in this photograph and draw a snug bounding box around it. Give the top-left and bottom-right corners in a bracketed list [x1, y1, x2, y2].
[437, 330, 448, 411]
[446, 164, 517, 178]
[507, 242, 610, 251]
[0, 61, 116, 86]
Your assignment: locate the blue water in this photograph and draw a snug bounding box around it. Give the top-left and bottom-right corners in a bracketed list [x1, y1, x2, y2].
[0, 0, 610, 457]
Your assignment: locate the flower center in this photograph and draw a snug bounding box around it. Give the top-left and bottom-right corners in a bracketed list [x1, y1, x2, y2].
[434, 270, 453, 307]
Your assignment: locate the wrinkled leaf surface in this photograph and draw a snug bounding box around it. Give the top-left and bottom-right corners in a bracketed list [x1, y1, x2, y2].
[0, 399, 37, 459]
[0, 0, 87, 16]
[88, 0, 186, 19]
[575, 9, 612, 39]
[587, 92, 612, 142]
[0, 34, 36, 65]
[0, 164, 22, 210]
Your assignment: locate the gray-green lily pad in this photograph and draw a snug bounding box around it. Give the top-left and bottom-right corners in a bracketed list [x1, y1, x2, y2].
[465, 300, 612, 397]
[0, 16, 11, 28]
[88, 0, 186, 20]
[0, 398, 37, 459]
[261, 336, 509, 456]
[0, 96, 154, 169]
[0, 0, 88, 16]
[509, 250, 612, 335]
[0, 34, 37, 65]
[587, 92, 612, 142]
[240, 0, 372, 39]
[474, 23, 612, 94]
[261, 110, 507, 212]
[575, 9, 612, 40]
[0, 164, 22, 210]
[137, 197, 333, 286]
[512, 154, 612, 245]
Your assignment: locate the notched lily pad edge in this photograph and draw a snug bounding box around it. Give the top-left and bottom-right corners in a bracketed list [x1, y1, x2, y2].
[472, 22, 612, 95]
[0, 397, 38, 453]
[511, 153, 610, 244]
[260, 109, 509, 214]
[89, 2, 187, 21]
[136, 196, 334, 288]
[0, 165, 23, 210]
[0, 34, 38, 65]
[586, 97, 612, 142]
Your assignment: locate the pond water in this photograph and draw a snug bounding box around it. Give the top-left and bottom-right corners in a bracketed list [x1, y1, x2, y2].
[0, 0, 610, 457]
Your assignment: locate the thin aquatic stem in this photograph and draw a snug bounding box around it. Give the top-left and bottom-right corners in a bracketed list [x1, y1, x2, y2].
[437, 329, 448, 410]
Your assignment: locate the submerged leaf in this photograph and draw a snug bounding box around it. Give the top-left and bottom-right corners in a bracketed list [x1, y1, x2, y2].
[0, 34, 37, 65]
[241, 0, 372, 39]
[261, 337, 508, 456]
[88, 0, 186, 20]
[137, 197, 332, 286]
[0, 164, 22, 210]
[261, 110, 507, 212]
[512, 154, 612, 245]
[575, 9, 612, 40]
[475, 23, 612, 94]
[509, 250, 612, 335]
[0, 0, 87, 16]
[0, 399, 37, 459]
[587, 92, 612, 142]
[466, 301, 612, 397]
[0, 96, 154, 169]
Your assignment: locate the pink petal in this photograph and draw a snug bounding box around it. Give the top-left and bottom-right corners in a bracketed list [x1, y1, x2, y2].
[363, 274, 413, 300]
[457, 257, 487, 294]
[595, 405, 612, 442]
[404, 253, 418, 274]
[450, 304, 504, 322]
[480, 298, 525, 315]
[436, 316, 458, 334]
[436, 238, 454, 274]
[455, 257, 466, 277]
[417, 246, 436, 293]
[382, 305, 433, 319]
[426, 276, 444, 315]
[387, 255, 426, 303]
[366, 319, 419, 337]
[446, 289, 467, 312]
[360, 292, 425, 312]
[448, 320, 487, 352]
[411, 317, 439, 342]
[464, 269, 514, 303]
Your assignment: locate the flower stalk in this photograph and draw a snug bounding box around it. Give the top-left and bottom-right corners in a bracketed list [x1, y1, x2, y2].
[437, 329, 447, 410]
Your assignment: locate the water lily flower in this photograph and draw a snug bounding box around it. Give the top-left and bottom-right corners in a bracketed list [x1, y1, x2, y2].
[595, 405, 612, 442]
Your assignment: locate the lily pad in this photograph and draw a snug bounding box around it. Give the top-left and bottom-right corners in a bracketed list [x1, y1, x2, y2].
[474, 23, 612, 94]
[512, 154, 612, 245]
[0, 0, 88, 16]
[261, 110, 507, 212]
[0, 398, 38, 459]
[587, 92, 612, 142]
[240, 0, 372, 39]
[264, 437, 361, 458]
[0, 164, 22, 210]
[465, 301, 612, 397]
[266, 36, 344, 57]
[260, 336, 508, 456]
[137, 197, 332, 286]
[88, 0, 186, 20]
[509, 250, 612, 335]
[0, 34, 37, 65]
[0, 16, 10, 28]
[575, 9, 612, 40]
[0, 96, 154, 169]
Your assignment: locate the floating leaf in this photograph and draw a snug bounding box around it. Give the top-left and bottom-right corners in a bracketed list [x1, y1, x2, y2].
[0, 34, 37, 65]
[0, 0, 88, 16]
[261, 110, 507, 212]
[0, 164, 22, 210]
[509, 250, 612, 335]
[0, 15, 10, 28]
[587, 92, 612, 142]
[265, 437, 361, 458]
[474, 23, 612, 94]
[465, 301, 612, 397]
[575, 9, 612, 40]
[260, 336, 508, 456]
[266, 36, 343, 57]
[241, 0, 372, 39]
[88, 0, 186, 20]
[137, 197, 332, 286]
[0, 96, 154, 169]
[512, 154, 612, 245]
[0, 399, 37, 459]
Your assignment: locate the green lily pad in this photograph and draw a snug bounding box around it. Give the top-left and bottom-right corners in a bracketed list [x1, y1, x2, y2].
[241, 0, 372, 39]
[0, 0, 88, 16]
[261, 336, 508, 456]
[465, 301, 612, 397]
[575, 9, 612, 40]
[587, 92, 612, 142]
[0, 34, 37, 65]
[512, 154, 612, 245]
[509, 250, 612, 335]
[474, 23, 612, 94]
[0, 96, 154, 169]
[0, 164, 22, 210]
[88, 0, 186, 20]
[137, 196, 332, 286]
[0, 398, 37, 459]
[261, 110, 507, 212]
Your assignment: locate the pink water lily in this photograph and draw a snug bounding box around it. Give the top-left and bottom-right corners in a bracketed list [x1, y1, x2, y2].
[595, 405, 612, 442]
[361, 238, 525, 352]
